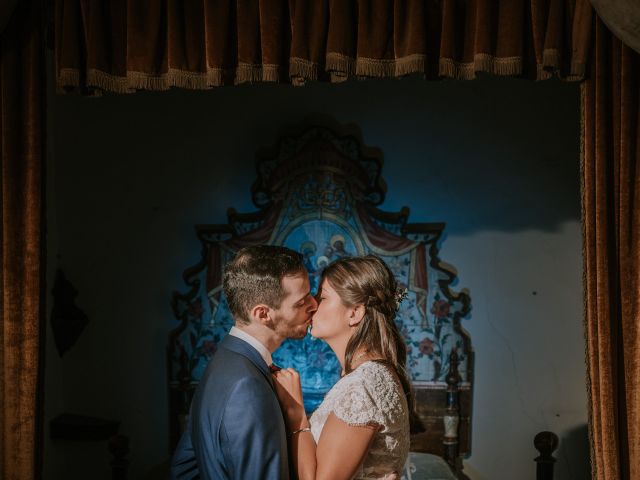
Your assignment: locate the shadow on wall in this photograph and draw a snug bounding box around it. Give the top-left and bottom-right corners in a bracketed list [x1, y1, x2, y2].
[556, 423, 591, 480]
[52, 75, 581, 239]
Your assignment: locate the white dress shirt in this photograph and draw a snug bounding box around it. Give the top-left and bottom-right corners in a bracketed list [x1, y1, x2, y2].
[228, 326, 273, 367]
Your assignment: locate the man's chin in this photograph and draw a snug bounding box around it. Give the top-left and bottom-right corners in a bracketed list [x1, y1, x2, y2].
[287, 326, 309, 340]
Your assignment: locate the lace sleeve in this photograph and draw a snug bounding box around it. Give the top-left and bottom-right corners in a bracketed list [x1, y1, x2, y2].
[333, 378, 382, 427]
[332, 366, 391, 427]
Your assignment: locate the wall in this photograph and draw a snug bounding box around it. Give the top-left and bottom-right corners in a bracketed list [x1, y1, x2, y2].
[44, 75, 588, 480]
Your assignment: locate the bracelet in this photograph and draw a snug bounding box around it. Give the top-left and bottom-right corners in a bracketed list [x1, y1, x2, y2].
[290, 427, 311, 436]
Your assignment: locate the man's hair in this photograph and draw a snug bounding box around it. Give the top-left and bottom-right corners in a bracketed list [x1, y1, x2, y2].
[223, 245, 306, 324]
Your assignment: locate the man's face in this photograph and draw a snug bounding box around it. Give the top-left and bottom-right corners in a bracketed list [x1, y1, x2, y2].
[270, 273, 317, 340]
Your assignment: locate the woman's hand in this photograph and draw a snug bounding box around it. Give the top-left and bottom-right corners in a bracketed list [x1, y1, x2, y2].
[273, 368, 307, 430]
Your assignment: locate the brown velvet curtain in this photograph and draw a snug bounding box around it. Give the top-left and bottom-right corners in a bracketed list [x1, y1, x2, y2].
[582, 18, 640, 480]
[55, 0, 593, 93]
[0, 1, 44, 479]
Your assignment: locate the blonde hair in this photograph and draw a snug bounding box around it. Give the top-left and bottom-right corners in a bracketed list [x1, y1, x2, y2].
[321, 254, 422, 433]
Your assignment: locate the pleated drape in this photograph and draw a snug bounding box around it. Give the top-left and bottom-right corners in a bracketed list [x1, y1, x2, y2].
[55, 0, 593, 93]
[581, 17, 640, 480]
[0, 0, 45, 479]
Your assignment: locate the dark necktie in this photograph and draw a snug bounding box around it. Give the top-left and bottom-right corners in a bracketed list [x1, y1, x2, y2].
[269, 363, 281, 373]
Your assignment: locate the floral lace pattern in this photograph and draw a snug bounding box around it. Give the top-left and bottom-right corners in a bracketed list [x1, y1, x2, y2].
[310, 361, 410, 479]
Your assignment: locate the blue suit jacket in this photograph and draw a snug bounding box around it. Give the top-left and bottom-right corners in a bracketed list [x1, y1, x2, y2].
[170, 335, 290, 480]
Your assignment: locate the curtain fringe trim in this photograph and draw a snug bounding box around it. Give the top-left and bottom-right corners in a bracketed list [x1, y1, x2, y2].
[326, 53, 356, 78]
[290, 57, 319, 85]
[439, 55, 522, 79]
[59, 67, 245, 93]
[57, 51, 586, 93]
[235, 63, 281, 85]
[326, 53, 427, 78]
[395, 55, 427, 76]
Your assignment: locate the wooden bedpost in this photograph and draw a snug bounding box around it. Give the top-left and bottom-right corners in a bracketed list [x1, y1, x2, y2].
[534, 431, 558, 480]
[444, 349, 463, 475]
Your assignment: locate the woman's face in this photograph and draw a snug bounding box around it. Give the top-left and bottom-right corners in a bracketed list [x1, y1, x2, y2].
[310, 279, 352, 340]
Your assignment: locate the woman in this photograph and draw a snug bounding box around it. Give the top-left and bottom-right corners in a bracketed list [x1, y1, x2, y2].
[273, 255, 418, 480]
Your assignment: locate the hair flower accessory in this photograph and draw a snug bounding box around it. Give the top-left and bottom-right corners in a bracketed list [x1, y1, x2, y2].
[394, 287, 408, 312]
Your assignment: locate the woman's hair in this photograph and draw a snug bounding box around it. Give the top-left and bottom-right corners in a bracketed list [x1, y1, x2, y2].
[321, 254, 423, 433]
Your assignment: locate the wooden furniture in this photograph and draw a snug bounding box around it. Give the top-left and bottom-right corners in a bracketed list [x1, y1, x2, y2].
[50, 413, 129, 480]
[534, 431, 559, 480]
[169, 116, 474, 478]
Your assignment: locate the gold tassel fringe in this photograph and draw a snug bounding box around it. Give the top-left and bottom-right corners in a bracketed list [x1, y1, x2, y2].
[56, 49, 586, 93]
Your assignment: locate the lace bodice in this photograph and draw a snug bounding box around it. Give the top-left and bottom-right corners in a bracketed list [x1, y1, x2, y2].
[309, 361, 410, 479]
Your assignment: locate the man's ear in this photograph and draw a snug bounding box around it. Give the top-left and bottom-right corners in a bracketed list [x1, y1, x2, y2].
[249, 304, 272, 326]
[348, 304, 366, 327]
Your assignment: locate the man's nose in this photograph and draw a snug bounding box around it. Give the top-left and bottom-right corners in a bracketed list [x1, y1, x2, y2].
[308, 295, 318, 312]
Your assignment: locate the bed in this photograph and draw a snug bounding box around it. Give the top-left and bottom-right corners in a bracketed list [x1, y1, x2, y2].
[168, 116, 473, 479]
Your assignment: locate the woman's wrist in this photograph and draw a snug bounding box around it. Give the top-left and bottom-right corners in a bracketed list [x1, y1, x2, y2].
[289, 426, 311, 437]
[286, 409, 309, 431]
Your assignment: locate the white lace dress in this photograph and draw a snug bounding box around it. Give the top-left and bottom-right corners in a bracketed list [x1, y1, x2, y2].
[309, 361, 410, 479]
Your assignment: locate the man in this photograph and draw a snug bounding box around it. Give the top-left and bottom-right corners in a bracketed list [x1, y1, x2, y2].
[171, 245, 317, 479]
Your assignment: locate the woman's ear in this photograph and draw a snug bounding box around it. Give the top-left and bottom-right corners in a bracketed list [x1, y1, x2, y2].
[348, 304, 366, 327]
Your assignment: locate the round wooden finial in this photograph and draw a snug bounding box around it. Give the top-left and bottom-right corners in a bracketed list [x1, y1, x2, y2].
[534, 431, 559, 456]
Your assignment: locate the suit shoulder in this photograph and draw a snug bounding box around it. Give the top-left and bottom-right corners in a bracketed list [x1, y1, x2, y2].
[200, 348, 264, 385]
[212, 347, 264, 372]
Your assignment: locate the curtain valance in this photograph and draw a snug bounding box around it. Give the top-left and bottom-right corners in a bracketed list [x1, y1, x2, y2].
[56, 0, 593, 94]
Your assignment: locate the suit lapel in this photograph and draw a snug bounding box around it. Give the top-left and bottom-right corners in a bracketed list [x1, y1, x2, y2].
[219, 335, 275, 389]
